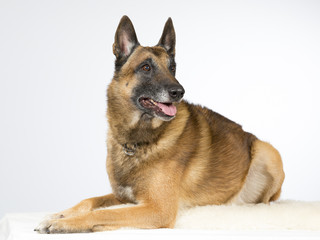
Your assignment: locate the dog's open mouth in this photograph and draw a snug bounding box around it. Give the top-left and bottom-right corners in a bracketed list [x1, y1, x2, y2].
[139, 97, 177, 117]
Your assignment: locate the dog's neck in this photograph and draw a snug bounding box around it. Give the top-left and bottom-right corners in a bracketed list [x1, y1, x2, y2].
[109, 115, 170, 152]
[107, 95, 170, 149]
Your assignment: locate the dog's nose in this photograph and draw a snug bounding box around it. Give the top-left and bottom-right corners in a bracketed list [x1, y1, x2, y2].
[168, 85, 185, 101]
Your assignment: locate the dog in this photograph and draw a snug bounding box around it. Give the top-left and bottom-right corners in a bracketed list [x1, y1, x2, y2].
[35, 16, 285, 233]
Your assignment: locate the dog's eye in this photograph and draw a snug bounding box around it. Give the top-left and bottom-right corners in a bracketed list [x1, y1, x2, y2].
[141, 64, 151, 72]
[170, 66, 176, 72]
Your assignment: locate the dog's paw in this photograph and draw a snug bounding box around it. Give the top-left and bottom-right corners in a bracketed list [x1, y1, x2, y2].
[34, 214, 67, 234]
[34, 215, 91, 234]
[34, 211, 72, 233]
[34, 217, 52, 234]
[35, 219, 63, 234]
[34, 219, 70, 234]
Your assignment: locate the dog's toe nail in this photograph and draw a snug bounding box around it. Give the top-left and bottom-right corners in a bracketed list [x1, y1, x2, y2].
[42, 225, 51, 234]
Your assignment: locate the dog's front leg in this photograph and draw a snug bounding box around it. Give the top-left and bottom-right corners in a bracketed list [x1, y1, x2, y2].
[37, 203, 178, 233]
[35, 193, 127, 232]
[55, 193, 125, 218]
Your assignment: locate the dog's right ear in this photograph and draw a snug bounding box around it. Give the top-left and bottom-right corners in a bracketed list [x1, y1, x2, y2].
[113, 16, 139, 59]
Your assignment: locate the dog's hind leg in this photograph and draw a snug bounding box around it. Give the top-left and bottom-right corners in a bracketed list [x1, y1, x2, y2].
[229, 140, 285, 204]
[256, 140, 285, 203]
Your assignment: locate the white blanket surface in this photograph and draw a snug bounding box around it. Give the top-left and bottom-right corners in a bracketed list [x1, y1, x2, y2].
[1, 200, 320, 240]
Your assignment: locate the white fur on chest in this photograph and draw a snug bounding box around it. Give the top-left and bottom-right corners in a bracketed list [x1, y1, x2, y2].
[116, 185, 136, 202]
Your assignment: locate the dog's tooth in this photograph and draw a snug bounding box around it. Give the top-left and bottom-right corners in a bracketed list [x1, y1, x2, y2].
[150, 99, 158, 105]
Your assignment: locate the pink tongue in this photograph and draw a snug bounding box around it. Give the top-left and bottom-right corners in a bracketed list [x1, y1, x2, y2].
[157, 103, 177, 116]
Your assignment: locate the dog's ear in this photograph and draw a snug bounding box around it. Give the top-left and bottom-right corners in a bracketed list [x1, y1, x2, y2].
[157, 18, 176, 56]
[113, 16, 139, 58]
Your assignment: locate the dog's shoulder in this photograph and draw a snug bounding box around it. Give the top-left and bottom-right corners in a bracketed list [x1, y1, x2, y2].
[180, 100, 257, 147]
[182, 100, 241, 129]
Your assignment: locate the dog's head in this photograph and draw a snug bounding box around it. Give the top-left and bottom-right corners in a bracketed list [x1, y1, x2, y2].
[110, 16, 184, 122]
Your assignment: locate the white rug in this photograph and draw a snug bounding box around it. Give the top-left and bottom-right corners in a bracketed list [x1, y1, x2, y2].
[1, 200, 320, 240]
[175, 200, 320, 230]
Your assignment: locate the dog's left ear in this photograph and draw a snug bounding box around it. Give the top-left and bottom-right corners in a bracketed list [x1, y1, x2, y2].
[157, 18, 176, 56]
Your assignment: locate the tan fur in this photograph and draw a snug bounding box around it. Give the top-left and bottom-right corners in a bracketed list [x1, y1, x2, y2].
[229, 140, 285, 204]
[36, 16, 284, 234]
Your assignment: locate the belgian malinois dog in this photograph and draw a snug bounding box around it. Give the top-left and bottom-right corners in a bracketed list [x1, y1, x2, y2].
[36, 16, 285, 233]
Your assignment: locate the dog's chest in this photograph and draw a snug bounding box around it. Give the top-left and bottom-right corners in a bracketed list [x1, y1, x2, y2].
[114, 185, 136, 203]
[108, 141, 153, 203]
[110, 156, 141, 203]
